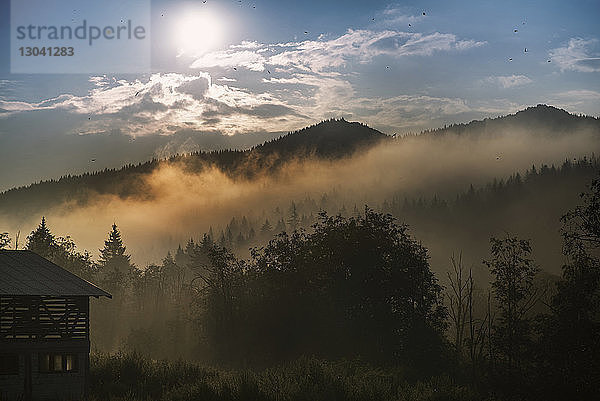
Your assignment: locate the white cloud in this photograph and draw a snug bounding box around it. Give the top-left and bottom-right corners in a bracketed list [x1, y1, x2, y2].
[191, 50, 267, 71]
[549, 38, 600, 72]
[267, 30, 485, 72]
[381, 7, 424, 26]
[485, 75, 533, 88]
[0, 29, 497, 134]
[0, 99, 36, 112]
[191, 29, 486, 74]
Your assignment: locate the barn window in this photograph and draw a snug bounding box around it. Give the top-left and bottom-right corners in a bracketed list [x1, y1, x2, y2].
[0, 353, 19, 375]
[39, 353, 78, 373]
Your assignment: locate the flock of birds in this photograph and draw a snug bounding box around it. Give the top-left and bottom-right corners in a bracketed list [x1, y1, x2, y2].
[508, 21, 552, 64]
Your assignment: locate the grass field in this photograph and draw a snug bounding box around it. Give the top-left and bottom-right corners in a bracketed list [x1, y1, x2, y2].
[88, 353, 490, 401]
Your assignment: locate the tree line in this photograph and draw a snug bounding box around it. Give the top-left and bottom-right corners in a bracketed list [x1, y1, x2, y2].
[0, 170, 598, 399]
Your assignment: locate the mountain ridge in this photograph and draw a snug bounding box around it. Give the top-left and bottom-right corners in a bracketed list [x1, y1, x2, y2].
[0, 105, 598, 219]
[426, 104, 600, 138]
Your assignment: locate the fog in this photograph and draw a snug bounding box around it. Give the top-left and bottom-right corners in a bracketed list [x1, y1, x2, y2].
[2, 123, 597, 274]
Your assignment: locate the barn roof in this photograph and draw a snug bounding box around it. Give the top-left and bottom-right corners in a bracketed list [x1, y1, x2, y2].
[0, 250, 111, 298]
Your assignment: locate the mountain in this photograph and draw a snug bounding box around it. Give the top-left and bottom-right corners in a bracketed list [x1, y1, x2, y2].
[0, 118, 387, 218]
[427, 104, 600, 138]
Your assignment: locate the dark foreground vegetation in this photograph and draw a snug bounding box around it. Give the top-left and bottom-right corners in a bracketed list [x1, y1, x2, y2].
[89, 353, 480, 401]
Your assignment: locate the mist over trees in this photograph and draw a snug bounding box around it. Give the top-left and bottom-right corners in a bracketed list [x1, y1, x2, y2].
[1, 106, 599, 400]
[8, 167, 599, 399]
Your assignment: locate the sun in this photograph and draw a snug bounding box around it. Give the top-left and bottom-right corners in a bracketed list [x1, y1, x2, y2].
[174, 9, 222, 56]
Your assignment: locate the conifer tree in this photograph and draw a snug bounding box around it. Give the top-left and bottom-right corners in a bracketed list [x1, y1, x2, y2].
[260, 219, 273, 235]
[98, 223, 136, 293]
[26, 217, 56, 258]
[288, 202, 299, 231]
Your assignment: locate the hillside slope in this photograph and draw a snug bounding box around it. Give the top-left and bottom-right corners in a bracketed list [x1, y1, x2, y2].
[0, 118, 387, 218]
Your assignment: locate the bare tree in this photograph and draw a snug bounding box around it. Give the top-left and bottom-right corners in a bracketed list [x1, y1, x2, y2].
[446, 253, 470, 356]
[446, 252, 490, 370]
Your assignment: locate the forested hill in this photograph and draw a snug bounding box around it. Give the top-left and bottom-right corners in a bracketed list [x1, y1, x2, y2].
[425, 104, 600, 137]
[170, 118, 387, 176]
[0, 118, 387, 217]
[0, 106, 598, 219]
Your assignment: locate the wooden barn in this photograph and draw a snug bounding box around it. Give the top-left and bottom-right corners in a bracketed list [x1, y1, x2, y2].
[0, 250, 111, 401]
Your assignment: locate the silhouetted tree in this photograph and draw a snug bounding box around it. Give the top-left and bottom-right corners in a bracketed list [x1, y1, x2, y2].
[98, 223, 137, 293]
[195, 243, 246, 360]
[446, 253, 472, 357]
[484, 235, 539, 375]
[287, 202, 299, 231]
[26, 217, 55, 258]
[539, 175, 600, 399]
[241, 208, 447, 368]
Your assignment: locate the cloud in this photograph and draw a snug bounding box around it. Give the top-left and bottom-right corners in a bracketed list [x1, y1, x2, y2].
[191, 49, 267, 71]
[380, 6, 425, 26]
[549, 38, 600, 72]
[265, 29, 485, 72]
[0, 28, 492, 135]
[485, 75, 533, 89]
[177, 76, 211, 100]
[190, 29, 485, 74]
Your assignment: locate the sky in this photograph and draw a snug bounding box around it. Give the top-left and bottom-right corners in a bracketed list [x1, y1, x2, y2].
[0, 0, 599, 190]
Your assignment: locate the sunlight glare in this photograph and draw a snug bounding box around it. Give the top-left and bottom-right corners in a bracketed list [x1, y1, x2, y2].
[174, 9, 222, 56]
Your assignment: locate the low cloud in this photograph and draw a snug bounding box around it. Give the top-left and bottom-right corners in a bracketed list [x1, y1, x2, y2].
[2, 120, 597, 268]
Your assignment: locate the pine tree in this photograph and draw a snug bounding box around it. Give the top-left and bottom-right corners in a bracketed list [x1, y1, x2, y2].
[98, 223, 136, 293]
[26, 217, 56, 258]
[288, 202, 299, 231]
[236, 231, 245, 246]
[261, 219, 273, 235]
[274, 218, 286, 233]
